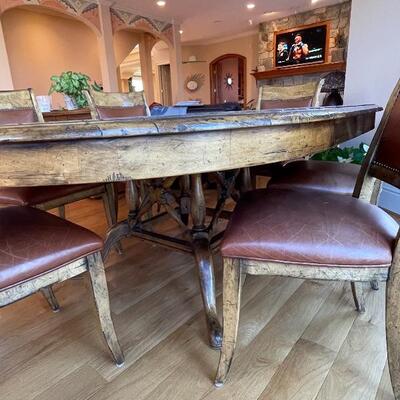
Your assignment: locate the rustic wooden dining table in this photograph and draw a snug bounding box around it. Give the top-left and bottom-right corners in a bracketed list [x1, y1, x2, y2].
[0, 104, 380, 349]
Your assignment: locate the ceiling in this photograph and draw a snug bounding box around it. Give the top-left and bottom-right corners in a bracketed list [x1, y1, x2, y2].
[114, 0, 348, 44]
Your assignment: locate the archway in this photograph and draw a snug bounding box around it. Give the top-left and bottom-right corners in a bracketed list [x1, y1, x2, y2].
[210, 54, 246, 105]
[151, 40, 171, 105]
[1, 5, 102, 106]
[114, 28, 172, 104]
[0, 2, 101, 37]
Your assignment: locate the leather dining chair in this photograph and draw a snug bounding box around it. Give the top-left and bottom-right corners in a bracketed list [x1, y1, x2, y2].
[84, 89, 191, 226]
[252, 80, 325, 182]
[215, 80, 400, 396]
[0, 89, 118, 234]
[265, 78, 375, 199]
[84, 89, 151, 120]
[84, 88, 154, 219]
[0, 89, 119, 310]
[256, 79, 324, 111]
[0, 206, 124, 366]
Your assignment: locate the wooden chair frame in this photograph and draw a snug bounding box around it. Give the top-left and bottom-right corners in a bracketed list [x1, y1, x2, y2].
[216, 79, 400, 397]
[256, 79, 325, 111]
[0, 251, 124, 366]
[84, 89, 151, 120]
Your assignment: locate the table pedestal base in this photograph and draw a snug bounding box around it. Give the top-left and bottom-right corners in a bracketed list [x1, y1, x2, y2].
[102, 173, 242, 349]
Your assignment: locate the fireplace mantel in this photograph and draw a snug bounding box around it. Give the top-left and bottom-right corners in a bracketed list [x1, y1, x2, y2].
[252, 62, 346, 81]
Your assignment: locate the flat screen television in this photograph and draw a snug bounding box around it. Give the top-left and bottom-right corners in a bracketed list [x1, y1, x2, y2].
[274, 22, 329, 68]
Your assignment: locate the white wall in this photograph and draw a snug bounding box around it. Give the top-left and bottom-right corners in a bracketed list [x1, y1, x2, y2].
[344, 0, 400, 212]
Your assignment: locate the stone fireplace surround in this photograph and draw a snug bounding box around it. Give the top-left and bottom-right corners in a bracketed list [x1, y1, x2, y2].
[256, 1, 351, 102]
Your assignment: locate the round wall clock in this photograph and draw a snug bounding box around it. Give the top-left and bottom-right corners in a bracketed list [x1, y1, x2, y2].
[184, 73, 206, 93]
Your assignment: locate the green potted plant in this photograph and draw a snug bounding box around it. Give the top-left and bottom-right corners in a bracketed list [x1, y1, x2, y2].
[311, 143, 369, 165]
[49, 72, 102, 110]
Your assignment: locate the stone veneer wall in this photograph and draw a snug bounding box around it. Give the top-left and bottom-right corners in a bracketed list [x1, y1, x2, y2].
[257, 1, 351, 88]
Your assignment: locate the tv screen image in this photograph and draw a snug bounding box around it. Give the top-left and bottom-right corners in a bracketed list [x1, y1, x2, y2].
[275, 24, 328, 68]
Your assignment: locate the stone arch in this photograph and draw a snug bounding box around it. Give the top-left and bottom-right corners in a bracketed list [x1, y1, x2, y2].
[110, 8, 174, 48]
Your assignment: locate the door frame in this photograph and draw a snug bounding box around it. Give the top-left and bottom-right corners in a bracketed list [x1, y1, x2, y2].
[209, 54, 247, 105]
[158, 64, 172, 105]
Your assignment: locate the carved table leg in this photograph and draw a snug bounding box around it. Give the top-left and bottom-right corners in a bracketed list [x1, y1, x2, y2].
[191, 174, 222, 349]
[180, 175, 191, 225]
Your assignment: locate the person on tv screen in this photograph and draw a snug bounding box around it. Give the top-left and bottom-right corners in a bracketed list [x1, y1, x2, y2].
[277, 41, 289, 64]
[287, 33, 309, 63]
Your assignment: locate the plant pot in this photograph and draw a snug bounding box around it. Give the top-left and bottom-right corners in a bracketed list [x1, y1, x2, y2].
[63, 94, 78, 110]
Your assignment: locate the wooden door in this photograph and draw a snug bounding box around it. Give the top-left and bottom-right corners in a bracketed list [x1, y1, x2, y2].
[210, 54, 246, 105]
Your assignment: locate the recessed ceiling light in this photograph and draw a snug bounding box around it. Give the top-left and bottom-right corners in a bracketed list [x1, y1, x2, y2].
[247, 3, 255, 9]
[311, 0, 319, 3]
[179, 30, 183, 34]
[156, 0, 166, 7]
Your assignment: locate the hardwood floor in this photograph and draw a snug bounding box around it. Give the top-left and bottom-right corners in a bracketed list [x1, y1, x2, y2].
[0, 194, 394, 400]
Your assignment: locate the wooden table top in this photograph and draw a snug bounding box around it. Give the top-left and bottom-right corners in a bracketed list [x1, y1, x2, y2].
[0, 105, 381, 186]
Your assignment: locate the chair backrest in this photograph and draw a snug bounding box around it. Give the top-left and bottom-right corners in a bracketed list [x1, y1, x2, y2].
[0, 89, 44, 125]
[84, 90, 151, 120]
[354, 79, 400, 196]
[256, 79, 324, 111]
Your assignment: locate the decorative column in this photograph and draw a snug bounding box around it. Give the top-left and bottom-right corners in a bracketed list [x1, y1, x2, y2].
[97, 1, 118, 91]
[139, 33, 156, 104]
[0, 19, 13, 90]
[169, 23, 184, 104]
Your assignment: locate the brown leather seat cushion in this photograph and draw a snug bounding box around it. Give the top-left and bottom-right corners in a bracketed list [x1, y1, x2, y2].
[221, 189, 399, 267]
[0, 108, 38, 124]
[0, 184, 101, 206]
[0, 206, 103, 290]
[268, 160, 360, 195]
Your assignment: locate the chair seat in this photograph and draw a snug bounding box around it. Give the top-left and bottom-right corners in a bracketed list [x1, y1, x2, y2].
[0, 184, 102, 206]
[0, 206, 103, 290]
[268, 160, 360, 195]
[221, 189, 399, 267]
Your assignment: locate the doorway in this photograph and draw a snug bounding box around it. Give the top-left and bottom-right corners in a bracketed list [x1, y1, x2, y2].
[158, 64, 172, 105]
[210, 54, 246, 105]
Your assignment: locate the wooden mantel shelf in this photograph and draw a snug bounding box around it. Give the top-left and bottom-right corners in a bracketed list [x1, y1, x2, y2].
[252, 62, 346, 81]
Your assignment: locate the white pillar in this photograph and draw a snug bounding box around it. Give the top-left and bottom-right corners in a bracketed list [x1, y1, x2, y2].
[139, 33, 155, 104]
[0, 19, 14, 90]
[97, 2, 118, 91]
[169, 24, 183, 104]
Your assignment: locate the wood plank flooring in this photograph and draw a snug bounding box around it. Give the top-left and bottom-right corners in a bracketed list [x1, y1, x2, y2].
[0, 194, 395, 400]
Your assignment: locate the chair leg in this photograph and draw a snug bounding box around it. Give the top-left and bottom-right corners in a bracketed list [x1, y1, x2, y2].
[215, 258, 243, 387]
[370, 280, 380, 290]
[103, 183, 118, 227]
[40, 286, 60, 312]
[87, 252, 124, 366]
[351, 282, 366, 313]
[386, 251, 400, 399]
[58, 205, 66, 219]
[102, 185, 122, 254]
